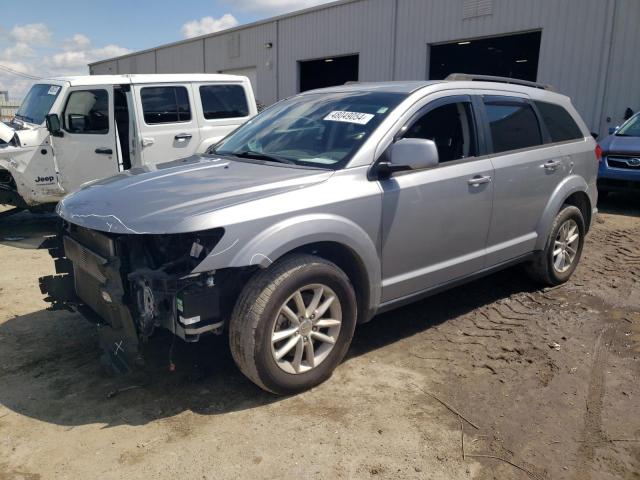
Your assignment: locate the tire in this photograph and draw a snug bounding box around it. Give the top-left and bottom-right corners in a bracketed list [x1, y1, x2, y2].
[525, 205, 585, 286]
[229, 253, 357, 395]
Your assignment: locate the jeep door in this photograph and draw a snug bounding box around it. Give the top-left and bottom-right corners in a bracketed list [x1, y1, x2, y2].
[380, 95, 494, 302]
[193, 82, 254, 153]
[51, 85, 120, 194]
[479, 95, 569, 265]
[134, 83, 201, 166]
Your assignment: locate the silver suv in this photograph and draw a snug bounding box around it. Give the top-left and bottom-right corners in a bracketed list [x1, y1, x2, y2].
[56, 74, 599, 394]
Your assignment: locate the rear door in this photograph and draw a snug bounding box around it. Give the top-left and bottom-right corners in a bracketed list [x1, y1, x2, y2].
[52, 85, 119, 193]
[481, 95, 569, 265]
[193, 82, 254, 152]
[134, 83, 200, 166]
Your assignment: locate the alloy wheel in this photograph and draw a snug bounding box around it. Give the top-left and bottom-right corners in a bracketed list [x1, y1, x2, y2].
[270, 284, 342, 375]
[552, 219, 580, 273]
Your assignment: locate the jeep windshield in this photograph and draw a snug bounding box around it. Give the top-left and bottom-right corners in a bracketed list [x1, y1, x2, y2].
[213, 91, 407, 169]
[15, 84, 62, 125]
[616, 113, 640, 137]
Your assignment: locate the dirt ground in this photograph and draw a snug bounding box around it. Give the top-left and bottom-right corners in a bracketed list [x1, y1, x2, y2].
[0, 195, 638, 480]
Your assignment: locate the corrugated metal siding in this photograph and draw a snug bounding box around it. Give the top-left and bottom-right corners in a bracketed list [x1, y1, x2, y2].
[89, 0, 636, 134]
[599, 0, 640, 132]
[277, 0, 395, 98]
[395, 0, 611, 130]
[117, 51, 155, 74]
[90, 60, 117, 74]
[204, 22, 278, 105]
[156, 40, 204, 73]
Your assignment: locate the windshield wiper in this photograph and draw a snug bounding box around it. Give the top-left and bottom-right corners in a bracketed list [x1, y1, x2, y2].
[232, 150, 296, 165]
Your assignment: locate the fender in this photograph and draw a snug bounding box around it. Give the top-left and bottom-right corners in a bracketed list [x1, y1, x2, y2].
[196, 135, 225, 154]
[534, 174, 590, 250]
[194, 213, 382, 317]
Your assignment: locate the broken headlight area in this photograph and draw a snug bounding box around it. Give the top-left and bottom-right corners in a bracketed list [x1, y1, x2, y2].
[52, 223, 243, 374]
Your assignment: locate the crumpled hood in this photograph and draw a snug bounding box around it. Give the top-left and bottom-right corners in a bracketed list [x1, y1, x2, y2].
[0, 122, 15, 143]
[600, 134, 640, 156]
[57, 155, 333, 234]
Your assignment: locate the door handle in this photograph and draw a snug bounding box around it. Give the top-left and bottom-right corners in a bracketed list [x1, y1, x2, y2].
[543, 159, 562, 171]
[175, 133, 193, 141]
[467, 175, 492, 186]
[141, 137, 155, 148]
[95, 148, 113, 155]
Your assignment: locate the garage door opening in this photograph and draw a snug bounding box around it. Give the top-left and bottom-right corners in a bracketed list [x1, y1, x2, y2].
[299, 54, 359, 92]
[429, 31, 542, 82]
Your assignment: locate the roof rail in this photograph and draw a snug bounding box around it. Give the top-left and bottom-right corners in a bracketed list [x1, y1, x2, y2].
[445, 73, 554, 91]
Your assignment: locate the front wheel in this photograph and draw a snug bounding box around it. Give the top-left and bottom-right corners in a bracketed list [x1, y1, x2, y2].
[229, 254, 357, 395]
[525, 205, 585, 286]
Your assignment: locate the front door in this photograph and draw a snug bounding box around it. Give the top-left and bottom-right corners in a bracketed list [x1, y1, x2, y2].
[52, 85, 119, 194]
[133, 83, 201, 166]
[380, 96, 494, 302]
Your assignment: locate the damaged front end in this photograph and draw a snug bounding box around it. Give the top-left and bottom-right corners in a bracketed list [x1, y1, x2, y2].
[54, 223, 249, 374]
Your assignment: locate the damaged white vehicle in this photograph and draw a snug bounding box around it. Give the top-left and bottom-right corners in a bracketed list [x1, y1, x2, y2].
[0, 74, 256, 210]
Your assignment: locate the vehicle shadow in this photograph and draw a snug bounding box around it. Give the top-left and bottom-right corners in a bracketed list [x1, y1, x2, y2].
[0, 266, 538, 428]
[0, 208, 59, 249]
[597, 191, 640, 218]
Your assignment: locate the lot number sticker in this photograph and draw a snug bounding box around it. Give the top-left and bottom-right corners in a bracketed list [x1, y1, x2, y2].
[324, 111, 375, 125]
[47, 85, 61, 95]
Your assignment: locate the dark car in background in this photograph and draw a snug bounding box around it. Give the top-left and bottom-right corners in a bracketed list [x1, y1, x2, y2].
[598, 112, 640, 197]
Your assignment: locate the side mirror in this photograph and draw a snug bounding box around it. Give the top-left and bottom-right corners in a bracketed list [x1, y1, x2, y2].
[377, 138, 439, 178]
[45, 113, 63, 137]
[608, 126, 619, 135]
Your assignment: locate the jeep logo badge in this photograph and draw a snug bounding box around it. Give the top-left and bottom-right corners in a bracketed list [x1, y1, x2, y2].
[35, 175, 55, 184]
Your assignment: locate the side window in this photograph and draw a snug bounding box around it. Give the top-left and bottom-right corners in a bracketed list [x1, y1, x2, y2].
[200, 85, 249, 119]
[63, 89, 109, 134]
[141, 86, 191, 124]
[484, 98, 543, 153]
[403, 102, 477, 163]
[534, 101, 583, 143]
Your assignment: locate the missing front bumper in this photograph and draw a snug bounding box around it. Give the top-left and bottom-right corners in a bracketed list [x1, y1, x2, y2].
[60, 231, 227, 374]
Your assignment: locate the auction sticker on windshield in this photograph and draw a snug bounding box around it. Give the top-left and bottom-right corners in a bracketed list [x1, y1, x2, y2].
[47, 86, 61, 96]
[324, 111, 375, 125]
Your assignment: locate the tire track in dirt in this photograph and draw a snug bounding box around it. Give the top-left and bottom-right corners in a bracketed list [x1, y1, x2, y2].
[573, 326, 614, 480]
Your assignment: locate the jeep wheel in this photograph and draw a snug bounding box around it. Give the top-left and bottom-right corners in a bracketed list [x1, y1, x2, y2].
[229, 254, 357, 395]
[526, 205, 585, 286]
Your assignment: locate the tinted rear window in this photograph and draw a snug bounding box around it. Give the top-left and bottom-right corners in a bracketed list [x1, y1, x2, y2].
[534, 101, 583, 143]
[484, 97, 543, 153]
[141, 86, 191, 124]
[200, 85, 249, 119]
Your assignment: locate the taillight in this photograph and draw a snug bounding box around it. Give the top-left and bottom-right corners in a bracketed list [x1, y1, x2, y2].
[595, 144, 603, 162]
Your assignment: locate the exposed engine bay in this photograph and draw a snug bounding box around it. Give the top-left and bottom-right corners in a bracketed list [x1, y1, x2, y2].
[53, 223, 253, 374]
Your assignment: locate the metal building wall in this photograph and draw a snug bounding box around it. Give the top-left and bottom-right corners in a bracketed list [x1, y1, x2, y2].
[394, 0, 612, 132]
[203, 22, 278, 106]
[89, 0, 639, 136]
[156, 40, 205, 73]
[117, 51, 155, 74]
[277, 0, 396, 98]
[598, 0, 640, 132]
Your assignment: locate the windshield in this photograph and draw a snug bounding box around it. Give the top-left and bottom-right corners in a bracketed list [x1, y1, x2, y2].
[616, 114, 640, 137]
[213, 91, 407, 169]
[15, 84, 62, 125]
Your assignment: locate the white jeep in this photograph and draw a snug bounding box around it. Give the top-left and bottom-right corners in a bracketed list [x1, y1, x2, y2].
[0, 74, 256, 210]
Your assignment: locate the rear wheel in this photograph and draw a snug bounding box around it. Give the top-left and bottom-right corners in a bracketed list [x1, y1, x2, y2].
[526, 205, 585, 286]
[229, 254, 357, 395]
